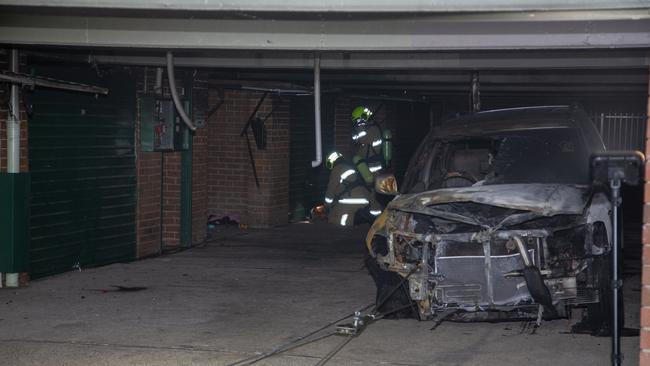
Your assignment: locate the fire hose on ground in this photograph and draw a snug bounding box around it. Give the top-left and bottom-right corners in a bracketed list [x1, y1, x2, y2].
[225, 265, 421, 366]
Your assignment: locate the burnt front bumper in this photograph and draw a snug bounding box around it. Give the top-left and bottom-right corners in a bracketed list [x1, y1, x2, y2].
[380, 229, 581, 318]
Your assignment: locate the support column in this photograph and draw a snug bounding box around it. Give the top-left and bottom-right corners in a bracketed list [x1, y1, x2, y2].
[0, 48, 29, 288]
[640, 69, 650, 366]
[7, 49, 19, 173]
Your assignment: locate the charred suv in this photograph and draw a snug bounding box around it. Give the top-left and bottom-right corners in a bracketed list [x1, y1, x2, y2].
[366, 106, 613, 330]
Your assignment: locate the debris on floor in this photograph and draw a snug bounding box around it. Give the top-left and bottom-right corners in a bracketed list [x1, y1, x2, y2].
[208, 214, 240, 229]
[83, 285, 148, 294]
[207, 214, 249, 240]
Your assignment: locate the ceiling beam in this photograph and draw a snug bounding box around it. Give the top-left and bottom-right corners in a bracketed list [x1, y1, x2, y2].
[207, 70, 648, 84]
[86, 50, 650, 70]
[333, 84, 647, 93]
[0, 71, 109, 94]
[1, 0, 648, 12]
[1, 9, 649, 50]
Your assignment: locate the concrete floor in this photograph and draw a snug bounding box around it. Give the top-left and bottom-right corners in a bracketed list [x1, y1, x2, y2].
[0, 223, 641, 366]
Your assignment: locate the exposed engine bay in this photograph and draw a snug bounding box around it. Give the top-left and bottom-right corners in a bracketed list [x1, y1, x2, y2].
[365, 107, 613, 325]
[369, 185, 611, 321]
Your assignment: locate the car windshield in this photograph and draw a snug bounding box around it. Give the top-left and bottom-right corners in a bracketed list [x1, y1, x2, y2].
[403, 128, 596, 193]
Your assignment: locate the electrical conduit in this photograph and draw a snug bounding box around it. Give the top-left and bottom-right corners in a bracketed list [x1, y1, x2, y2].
[166, 51, 196, 131]
[311, 55, 322, 168]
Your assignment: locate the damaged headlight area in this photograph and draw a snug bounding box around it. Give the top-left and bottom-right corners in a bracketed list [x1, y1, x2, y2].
[371, 235, 389, 257]
[376, 209, 607, 321]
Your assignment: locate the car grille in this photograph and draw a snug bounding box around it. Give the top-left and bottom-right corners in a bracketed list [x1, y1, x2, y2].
[432, 237, 539, 309]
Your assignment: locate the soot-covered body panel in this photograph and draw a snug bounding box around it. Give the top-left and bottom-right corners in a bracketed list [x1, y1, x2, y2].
[366, 106, 612, 323]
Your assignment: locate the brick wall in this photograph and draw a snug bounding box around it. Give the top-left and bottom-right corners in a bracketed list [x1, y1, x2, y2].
[207, 88, 290, 227]
[135, 148, 162, 257]
[135, 67, 209, 257]
[640, 71, 650, 365]
[162, 152, 181, 247]
[191, 73, 209, 244]
[135, 68, 162, 258]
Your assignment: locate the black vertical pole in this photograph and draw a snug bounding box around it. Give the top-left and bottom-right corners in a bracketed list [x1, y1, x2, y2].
[611, 178, 622, 366]
[591, 150, 644, 366]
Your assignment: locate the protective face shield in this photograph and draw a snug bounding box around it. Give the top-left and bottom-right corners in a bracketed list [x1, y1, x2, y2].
[351, 106, 372, 127]
[326, 151, 343, 170]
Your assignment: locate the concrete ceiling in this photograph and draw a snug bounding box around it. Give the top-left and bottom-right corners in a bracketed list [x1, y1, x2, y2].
[0, 5, 648, 50]
[5, 1, 648, 105]
[1, 0, 648, 12]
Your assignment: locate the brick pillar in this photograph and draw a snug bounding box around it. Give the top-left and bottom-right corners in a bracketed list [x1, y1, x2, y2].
[136, 149, 162, 258]
[162, 152, 181, 246]
[641, 70, 650, 365]
[136, 68, 210, 256]
[134, 67, 165, 258]
[135, 69, 160, 258]
[207, 89, 290, 227]
[191, 71, 209, 244]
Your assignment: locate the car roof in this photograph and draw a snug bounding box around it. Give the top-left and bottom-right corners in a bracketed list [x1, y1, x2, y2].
[433, 105, 581, 137]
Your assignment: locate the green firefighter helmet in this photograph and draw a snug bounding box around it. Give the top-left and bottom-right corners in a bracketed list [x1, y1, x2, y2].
[351, 106, 372, 125]
[326, 151, 343, 170]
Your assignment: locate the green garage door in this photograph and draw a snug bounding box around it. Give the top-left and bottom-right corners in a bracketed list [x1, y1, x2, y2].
[28, 67, 136, 278]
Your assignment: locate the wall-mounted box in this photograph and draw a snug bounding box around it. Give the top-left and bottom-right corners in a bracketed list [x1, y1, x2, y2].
[140, 95, 190, 152]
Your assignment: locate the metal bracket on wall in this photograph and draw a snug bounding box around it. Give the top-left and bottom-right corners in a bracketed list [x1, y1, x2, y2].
[206, 88, 225, 121]
[240, 92, 268, 189]
[0, 71, 109, 95]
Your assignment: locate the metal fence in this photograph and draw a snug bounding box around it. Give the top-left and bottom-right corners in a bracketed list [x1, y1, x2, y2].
[591, 113, 648, 152]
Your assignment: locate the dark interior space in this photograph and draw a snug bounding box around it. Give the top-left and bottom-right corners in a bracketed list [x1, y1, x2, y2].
[1, 4, 649, 364]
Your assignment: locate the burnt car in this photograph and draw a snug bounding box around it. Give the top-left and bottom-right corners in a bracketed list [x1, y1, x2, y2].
[366, 106, 614, 331]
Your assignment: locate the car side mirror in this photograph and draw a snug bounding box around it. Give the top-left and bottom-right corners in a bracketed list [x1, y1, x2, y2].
[375, 174, 399, 195]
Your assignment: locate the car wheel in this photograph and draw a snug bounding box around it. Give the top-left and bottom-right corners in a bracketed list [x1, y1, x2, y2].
[364, 255, 417, 319]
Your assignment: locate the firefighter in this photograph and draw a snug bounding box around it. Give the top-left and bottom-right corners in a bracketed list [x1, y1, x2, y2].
[324, 152, 382, 226]
[351, 106, 392, 177]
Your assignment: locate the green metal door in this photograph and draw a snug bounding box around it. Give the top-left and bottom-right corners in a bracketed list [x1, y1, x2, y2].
[28, 67, 136, 278]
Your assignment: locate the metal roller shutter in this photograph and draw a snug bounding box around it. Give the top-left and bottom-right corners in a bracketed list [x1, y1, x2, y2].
[28, 67, 136, 278]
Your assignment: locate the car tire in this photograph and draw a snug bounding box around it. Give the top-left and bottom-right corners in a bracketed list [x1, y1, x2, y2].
[364, 255, 417, 319]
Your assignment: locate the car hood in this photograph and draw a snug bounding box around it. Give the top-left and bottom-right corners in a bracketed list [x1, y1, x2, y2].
[389, 183, 590, 217]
